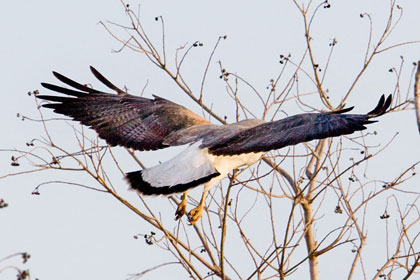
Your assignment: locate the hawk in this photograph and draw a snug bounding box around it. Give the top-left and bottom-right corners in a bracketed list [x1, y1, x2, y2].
[37, 66, 392, 224]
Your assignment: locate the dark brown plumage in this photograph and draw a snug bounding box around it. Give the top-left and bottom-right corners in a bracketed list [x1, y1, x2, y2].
[205, 94, 391, 155]
[39, 67, 210, 151]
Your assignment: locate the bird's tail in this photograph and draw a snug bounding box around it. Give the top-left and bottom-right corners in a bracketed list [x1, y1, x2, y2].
[125, 170, 220, 196]
[125, 170, 159, 195]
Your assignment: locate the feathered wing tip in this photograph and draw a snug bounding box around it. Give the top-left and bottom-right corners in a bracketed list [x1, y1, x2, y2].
[125, 170, 221, 196]
[329, 106, 354, 115]
[367, 94, 392, 117]
[38, 66, 125, 99]
[328, 94, 392, 116]
[89, 66, 126, 95]
[52, 70, 96, 93]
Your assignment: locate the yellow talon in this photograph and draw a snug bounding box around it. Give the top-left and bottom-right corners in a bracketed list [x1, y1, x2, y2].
[175, 191, 188, 220]
[175, 199, 187, 220]
[187, 204, 204, 225]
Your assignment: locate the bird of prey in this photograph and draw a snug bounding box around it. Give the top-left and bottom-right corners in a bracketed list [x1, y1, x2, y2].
[37, 66, 392, 224]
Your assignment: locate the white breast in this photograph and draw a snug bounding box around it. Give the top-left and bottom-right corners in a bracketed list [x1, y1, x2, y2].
[205, 149, 262, 177]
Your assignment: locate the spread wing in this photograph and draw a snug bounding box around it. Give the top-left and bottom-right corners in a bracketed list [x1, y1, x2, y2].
[206, 95, 392, 156]
[37, 66, 211, 151]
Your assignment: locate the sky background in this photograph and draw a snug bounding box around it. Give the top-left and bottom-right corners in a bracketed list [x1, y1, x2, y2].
[1, 0, 420, 279]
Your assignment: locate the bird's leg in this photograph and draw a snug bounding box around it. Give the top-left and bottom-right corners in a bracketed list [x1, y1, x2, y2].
[188, 186, 210, 225]
[175, 191, 188, 220]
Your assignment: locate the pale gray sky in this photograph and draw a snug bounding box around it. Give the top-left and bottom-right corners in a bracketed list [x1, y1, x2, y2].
[1, 0, 420, 279]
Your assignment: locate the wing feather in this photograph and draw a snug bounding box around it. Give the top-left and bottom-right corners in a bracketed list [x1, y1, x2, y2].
[37, 67, 211, 151]
[206, 95, 392, 155]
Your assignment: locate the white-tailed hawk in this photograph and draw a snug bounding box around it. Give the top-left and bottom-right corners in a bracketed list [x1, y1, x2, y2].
[37, 66, 392, 224]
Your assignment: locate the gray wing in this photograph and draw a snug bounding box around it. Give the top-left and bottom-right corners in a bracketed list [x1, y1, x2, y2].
[206, 95, 392, 156]
[37, 66, 211, 151]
